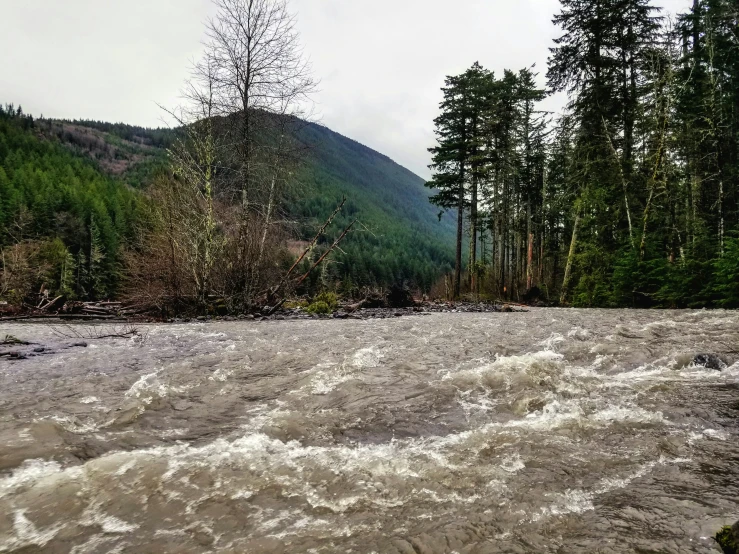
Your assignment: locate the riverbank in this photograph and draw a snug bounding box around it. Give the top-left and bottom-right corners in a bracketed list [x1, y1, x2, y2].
[0, 300, 527, 324]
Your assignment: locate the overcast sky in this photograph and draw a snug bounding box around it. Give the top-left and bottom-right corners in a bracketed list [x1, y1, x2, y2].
[2, 0, 690, 179]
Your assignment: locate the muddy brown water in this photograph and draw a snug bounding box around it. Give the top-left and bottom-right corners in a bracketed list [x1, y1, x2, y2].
[1, 309, 738, 553]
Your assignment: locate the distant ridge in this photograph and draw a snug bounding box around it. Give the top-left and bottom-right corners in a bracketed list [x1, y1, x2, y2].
[43, 115, 456, 291]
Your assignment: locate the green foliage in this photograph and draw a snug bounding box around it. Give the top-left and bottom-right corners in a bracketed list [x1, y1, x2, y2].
[305, 291, 338, 314]
[416, 0, 739, 308]
[713, 238, 739, 308]
[716, 526, 738, 554]
[292, 122, 456, 293]
[0, 105, 141, 303]
[305, 301, 332, 315]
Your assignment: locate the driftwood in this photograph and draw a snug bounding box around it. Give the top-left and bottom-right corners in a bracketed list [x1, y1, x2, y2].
[2, 335, 30, 346]
[493, 300, 530, 308]
[0, 314, 120, 321]
[49, 323, 145, 341]
[0, 299, 143, 321]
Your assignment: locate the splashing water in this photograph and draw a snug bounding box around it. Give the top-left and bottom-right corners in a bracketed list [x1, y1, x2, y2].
[0, 309, 738, 553]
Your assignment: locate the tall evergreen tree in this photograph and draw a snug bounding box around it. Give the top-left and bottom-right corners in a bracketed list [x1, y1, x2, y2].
[426, 64, 488, 298]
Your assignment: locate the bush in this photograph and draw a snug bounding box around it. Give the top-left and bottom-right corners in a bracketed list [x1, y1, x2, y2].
[305, 301, 332, 314]
[306, 291, 338, 314]
[0, 239, 75, 306]
[716, 526, 738, 554]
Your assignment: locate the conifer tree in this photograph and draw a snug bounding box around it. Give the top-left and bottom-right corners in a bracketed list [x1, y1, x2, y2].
[426, 65, 482, 298]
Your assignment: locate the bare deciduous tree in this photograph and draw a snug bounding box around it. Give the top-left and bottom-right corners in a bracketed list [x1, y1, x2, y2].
[137, 0, 317, 313]
[191, 0, 316, 210]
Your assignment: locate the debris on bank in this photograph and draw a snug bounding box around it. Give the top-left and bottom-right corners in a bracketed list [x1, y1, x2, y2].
[0, 300, 145, 322]
[161, 301, 526, 323]
[0, 291, 527, 325]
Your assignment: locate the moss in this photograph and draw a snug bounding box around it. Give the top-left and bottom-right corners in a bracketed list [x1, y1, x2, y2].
[716, 526, 738, 554]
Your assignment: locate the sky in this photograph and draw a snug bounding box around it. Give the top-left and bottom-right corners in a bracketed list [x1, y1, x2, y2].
[2, 0, 691, 179]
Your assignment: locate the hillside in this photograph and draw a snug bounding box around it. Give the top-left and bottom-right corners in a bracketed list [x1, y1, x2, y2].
[292, 122, 456, 292]
[0, 108, 141, 304]
[0, 107, 455, 300]
[56, 116, 456, 292]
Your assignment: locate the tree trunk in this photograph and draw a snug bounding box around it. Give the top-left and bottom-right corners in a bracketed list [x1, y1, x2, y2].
[527, 232, 534, 292]
[468, 173, 478, 296]
[560, 209, 581, 305]
[454, 184, 464, 299]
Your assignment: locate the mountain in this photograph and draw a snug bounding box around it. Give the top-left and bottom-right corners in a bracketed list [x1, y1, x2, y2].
[0, 107, 455, 298]
[292, 122, 456, 292]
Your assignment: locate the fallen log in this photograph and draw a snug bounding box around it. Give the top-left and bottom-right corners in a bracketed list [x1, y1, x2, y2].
[0, 314, 120, 322]
[43, 296, 66, 312]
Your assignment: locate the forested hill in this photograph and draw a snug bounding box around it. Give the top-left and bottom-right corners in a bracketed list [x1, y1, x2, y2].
[66, 116, 457, 291]
[293, 122, 456, 292]
[0, 106, 455, 303]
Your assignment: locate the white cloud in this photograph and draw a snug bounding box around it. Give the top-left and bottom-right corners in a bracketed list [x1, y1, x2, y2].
[2, 0, 691, 179]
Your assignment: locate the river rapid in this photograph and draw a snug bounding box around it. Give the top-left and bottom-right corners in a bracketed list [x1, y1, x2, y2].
[1, 309, 738, 553]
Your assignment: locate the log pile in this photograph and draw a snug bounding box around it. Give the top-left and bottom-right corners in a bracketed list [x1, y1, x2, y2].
[1, 299, 148, 321]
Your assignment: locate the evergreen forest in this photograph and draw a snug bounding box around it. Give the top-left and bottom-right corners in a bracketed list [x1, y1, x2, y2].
[2, 0, 739, 312]
[427, 0, 739, 307]
[0, 105, 454, 311]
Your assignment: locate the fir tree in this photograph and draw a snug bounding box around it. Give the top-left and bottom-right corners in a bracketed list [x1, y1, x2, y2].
[426, 64, 485, 298]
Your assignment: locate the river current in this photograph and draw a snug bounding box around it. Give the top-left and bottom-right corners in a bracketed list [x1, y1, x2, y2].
[1, 309, 738, 553]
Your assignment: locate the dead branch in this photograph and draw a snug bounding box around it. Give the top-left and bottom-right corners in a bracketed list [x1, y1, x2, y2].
[49, 323, 145, 341]
[268, 196, 347, 300]
[295, 219, 357, 286]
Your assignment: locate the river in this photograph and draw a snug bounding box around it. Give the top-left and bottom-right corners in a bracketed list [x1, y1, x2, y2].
[1, 309, 738, 553]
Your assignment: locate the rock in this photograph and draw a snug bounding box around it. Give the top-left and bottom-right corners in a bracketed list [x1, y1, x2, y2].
[693, 353, 728, 370]
[112, 405, 145, 426]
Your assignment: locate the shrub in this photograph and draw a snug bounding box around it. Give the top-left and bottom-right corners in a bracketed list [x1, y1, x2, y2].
[306, 291, 338, 314]
[305, 301, 331, 314]
[283, 299, 308, 309]
[716, 526, 738, 554]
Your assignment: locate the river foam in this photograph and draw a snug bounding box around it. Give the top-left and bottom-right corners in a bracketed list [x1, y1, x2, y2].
[1, 309, 737, 553]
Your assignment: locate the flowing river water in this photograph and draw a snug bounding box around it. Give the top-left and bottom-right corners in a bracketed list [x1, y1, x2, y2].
[1, 309, 738, 553]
